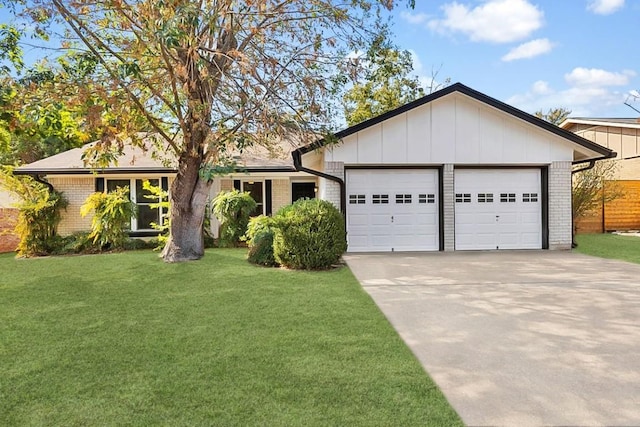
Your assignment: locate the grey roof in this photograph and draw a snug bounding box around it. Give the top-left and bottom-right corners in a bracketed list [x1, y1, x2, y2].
[15, 136, 299, 175]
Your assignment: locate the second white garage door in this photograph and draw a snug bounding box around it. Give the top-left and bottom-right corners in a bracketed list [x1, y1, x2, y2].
[346, 169, 439, 252]
[455, 169, 542, 250]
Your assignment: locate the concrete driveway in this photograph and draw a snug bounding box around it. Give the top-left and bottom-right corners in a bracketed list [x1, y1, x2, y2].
[344, 251, 640, 427]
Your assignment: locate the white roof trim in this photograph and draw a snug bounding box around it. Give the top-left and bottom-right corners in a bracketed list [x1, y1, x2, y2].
[560, 118, 640, 130]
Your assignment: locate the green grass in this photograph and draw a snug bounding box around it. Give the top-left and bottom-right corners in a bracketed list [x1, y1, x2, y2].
[0, 249, 461, 426]
[575, 233, 640, 264]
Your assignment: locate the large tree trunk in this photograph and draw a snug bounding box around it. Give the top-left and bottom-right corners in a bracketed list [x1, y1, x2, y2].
[161, 152, 212, 263]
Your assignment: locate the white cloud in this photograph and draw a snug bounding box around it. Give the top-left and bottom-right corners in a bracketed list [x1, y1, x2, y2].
[400, 11, 430, 25]
[587, 0, 624, 15]
[565, 67, 635, 87]
[531, 80, 552, 95]
[502, 38, 554, 61]
[508, 68, 637, 116]
[427, 0, 544, 43]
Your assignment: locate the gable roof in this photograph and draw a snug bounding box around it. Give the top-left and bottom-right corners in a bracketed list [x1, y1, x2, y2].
[296, 82, 616, 160]
[15, 135, 298, 176]
[560, 117, 640, 130]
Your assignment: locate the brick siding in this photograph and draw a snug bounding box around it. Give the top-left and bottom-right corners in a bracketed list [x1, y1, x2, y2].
[548, 161, 572, 249]
[322, 161, 344, 210]
[443, 164, 455, 251]
[49, 177, 95, 235]
[0, 208, 19, 253]
[271, 179, 291, 213]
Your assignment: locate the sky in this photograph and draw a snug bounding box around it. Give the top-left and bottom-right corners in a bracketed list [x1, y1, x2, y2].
[1, 0, 638, 119]
[389, 0, 640, 118]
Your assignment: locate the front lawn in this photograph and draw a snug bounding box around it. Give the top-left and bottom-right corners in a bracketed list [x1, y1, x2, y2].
[575, 233, 640, 264]
[0, 249, 461, 426]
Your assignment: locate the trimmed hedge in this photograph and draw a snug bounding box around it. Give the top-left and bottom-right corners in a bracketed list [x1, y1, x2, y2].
[272, 199, 347, 270]
[245, 215, 277, 266]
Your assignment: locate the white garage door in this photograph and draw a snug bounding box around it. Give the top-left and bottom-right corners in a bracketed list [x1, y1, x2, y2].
[346, 169, 439, 252]
[455, 169, 542, 250]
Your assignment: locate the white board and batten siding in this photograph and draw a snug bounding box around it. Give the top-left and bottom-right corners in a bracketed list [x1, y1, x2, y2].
[327, 93, 575, 165]
[346, 169, 439, 252]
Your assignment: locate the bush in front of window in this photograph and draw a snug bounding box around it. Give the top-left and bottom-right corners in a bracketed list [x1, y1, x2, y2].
[272, 199, 347, 270]
[244, 215, 278, 266]
[81, 186, 137, 250]
[212, 189, 257, 248]
[0, 166, 69, 257]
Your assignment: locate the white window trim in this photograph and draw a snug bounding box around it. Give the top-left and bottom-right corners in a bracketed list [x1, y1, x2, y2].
[104, 177, 168, 232]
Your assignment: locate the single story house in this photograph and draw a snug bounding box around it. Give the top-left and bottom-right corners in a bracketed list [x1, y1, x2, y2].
[12, 83, 614, 253]
[560, 117, 640, 233]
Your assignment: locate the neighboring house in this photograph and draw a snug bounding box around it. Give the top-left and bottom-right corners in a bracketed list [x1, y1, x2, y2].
[560, 117, 640, 233]
[13, 83, 614, 252]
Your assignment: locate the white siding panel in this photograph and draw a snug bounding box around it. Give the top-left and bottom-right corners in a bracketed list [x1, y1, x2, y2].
[382, 114, 408, 163]
[502, 120, 529, 161]
[357, 124, 382, 163]
[455, 97, 480, 163]
[431, 97, 456, 162]
[478, 109, 504, 163]
[329, 134, 358, 163]
[328, 92, 578, 166]
[407, 104, 432, 162]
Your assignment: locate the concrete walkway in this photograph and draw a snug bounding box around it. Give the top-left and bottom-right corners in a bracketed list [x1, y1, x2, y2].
[344, 251, 640, 427]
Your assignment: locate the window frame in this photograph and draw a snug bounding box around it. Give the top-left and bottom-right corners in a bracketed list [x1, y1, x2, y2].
[104, 177, 168, 232]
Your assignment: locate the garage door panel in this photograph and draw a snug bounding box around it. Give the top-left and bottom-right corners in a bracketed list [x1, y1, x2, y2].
[347, 169, 439, 252]
[455, 169, 542, 250]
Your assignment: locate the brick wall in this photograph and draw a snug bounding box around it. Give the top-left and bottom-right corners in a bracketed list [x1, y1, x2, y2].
[49, 177, 95, 235]
[321, 161, 344, 210]
[0, 208, 19, 253]
[443, 164, 455, 251]
[271, 179, 291, 213]
[548, 161, 572, 249]
[219, 179, 233, 192]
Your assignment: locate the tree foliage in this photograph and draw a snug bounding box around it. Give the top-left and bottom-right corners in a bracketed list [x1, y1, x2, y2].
[343, 33, 448, 126]
[572, 160, 623, 225]
[0, 166, 68, 256]
[80, 186, 137, 250]
[535, 107, 571, 126]
[3, 0, 408, 262]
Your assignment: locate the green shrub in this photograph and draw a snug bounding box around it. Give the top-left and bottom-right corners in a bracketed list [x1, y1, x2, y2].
[245, 215, 277, 266]
[80, 186, 136, 250]
[212, 189, 257, 248]
[273, 199, 347, 270]
[141, 179, 170, 251]
[0, 166, 68, 257]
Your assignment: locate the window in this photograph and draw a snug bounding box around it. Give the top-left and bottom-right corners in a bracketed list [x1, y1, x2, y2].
[292, 182, 316, 202]
[478, 193, 494, 203]
[372, 194, 389, 204]
[242, 181, 264, 216]
[395, 194, 412, 204]
[523, 193, 538, 203]
[349, 194, 366, 204]
[455, 193, 471, 203]
[105, 178, 167, 231]
[500, 193, 516, 203]
[418, 194, 435, 204]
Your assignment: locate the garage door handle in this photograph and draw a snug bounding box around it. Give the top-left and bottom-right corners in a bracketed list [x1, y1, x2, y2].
[391, 216, 394, 223]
